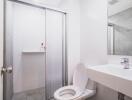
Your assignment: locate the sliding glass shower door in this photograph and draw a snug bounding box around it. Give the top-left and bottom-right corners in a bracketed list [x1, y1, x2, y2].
[5, 1, 66, 100]
[46, 9, 66, 100]
[6, 1, 46, 100]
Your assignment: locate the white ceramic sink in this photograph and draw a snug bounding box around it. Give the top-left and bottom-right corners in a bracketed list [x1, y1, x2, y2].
[86, 64, 132, 97]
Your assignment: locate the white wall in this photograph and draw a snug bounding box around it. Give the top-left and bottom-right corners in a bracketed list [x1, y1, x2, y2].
[80, 0, 107, 66]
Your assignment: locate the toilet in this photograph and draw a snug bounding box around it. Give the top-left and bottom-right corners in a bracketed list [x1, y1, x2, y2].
[54, 63, 96, 100]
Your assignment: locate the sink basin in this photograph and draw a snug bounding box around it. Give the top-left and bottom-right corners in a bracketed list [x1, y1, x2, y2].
[92, 64, 132, 80]
[86, 64, 132, 98]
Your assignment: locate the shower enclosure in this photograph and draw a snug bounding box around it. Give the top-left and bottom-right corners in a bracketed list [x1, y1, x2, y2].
[3, 0, 67, 100]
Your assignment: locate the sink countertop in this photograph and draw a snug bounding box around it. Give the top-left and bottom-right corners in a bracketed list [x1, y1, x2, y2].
[86, 64, 132, 98]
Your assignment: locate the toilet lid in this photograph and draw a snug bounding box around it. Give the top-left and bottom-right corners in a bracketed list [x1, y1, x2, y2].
[73, 63, 89, 91]
[54, 86, 83, 100]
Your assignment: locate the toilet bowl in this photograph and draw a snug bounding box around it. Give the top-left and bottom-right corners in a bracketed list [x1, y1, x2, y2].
[54, 63, 96, 100]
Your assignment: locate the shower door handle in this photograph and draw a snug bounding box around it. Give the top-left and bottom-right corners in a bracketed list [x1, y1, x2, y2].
[1, 66, 13, 76]
[6, 66, 13, 73]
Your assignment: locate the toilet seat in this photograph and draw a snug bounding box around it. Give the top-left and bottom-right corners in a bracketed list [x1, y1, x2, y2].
[54, 85, 83, 100]
[54, 63, 96, 100]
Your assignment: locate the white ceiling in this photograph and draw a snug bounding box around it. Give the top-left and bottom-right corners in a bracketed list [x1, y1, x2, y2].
[108, 0, 132, 30]
[109, 7, 132, 30]
[108, 0, 132, 16]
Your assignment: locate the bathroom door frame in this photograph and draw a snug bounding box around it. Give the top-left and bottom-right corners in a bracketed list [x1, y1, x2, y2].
[4, 0, 68, 100]
[0, 0, 4, 100]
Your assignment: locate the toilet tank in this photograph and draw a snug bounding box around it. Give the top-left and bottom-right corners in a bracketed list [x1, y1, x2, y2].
[86, 79, 97, 90]
[73, 63, 89, 91]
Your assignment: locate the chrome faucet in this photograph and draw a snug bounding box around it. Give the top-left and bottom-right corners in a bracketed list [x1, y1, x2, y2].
[120, 58, 129, 69]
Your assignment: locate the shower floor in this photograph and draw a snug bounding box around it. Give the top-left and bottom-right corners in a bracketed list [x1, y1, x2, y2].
[13, 87, 46, 100]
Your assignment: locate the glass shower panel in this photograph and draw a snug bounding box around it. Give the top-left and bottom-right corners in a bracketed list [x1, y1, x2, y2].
[8, 1, 46, 100]
[46, 9, 64, 100]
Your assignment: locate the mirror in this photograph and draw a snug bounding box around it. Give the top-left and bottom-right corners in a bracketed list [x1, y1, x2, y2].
[108, 0, 132, 55]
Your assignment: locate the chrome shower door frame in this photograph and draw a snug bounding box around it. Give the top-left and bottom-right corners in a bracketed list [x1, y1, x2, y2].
[3, 0, 67, 100]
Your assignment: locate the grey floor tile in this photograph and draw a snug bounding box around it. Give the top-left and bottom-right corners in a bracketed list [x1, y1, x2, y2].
[13, 88, 46, 100]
